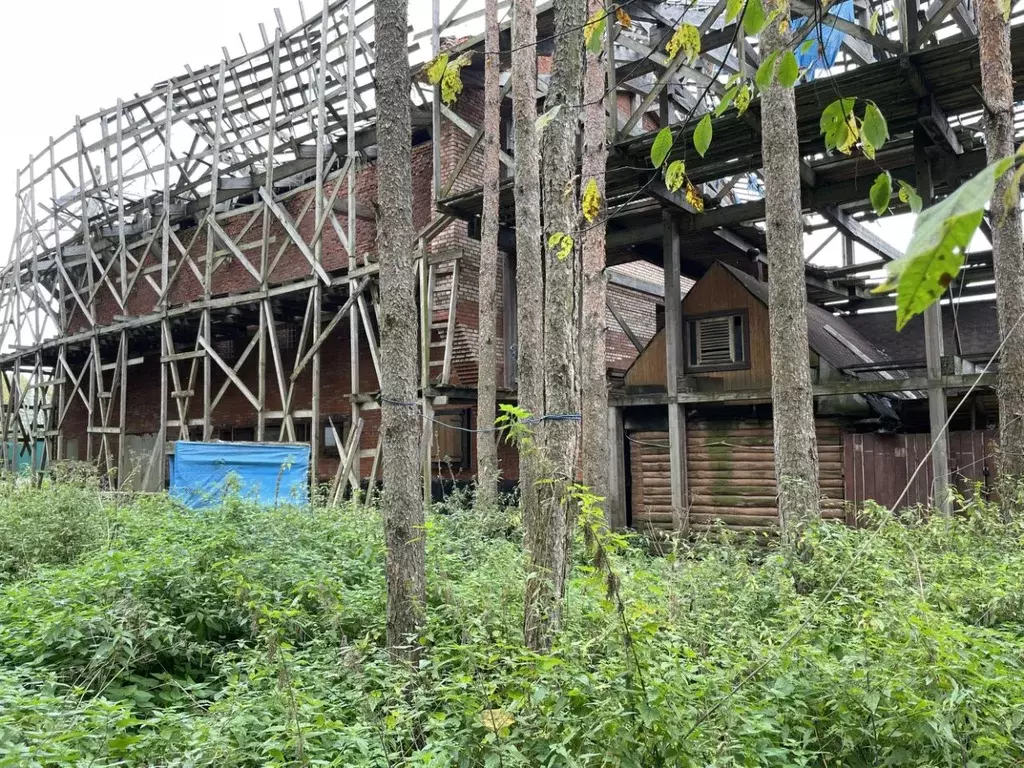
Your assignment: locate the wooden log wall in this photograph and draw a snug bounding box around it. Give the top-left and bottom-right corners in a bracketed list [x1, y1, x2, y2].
[629, 419, 846, 534]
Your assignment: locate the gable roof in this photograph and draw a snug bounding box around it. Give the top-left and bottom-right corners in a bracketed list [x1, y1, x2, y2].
[717, 263, 894, 374]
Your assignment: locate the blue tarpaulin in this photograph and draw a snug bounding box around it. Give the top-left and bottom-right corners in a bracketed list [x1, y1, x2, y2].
[169, 441, 310, 509]
[793, 0, 855, 80]
[3, 440, 46, 474]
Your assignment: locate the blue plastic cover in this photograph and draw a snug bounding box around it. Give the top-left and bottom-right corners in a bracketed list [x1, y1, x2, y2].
[793, 1, 855, 80]
[169, 441, 310, 509]
[3, 440, 46, 474]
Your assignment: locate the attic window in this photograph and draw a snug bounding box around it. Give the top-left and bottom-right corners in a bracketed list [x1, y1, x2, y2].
[686, 312, 748, 371]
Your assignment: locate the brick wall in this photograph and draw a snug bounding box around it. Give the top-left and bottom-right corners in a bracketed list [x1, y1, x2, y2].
[60, 80, 659, 486]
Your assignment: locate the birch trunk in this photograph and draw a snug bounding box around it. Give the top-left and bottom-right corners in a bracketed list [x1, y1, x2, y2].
[375, 0, 425, 653]
[525, 0, 585, 651]
[580, 0, 610, 512]
[511, 0, 545, 617]
[476, 0, 502, 510]
[760, 2, 820, 541]
[979, 0, 1024, 512]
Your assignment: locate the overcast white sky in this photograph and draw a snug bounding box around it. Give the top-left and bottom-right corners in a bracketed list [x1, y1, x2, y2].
[0, 0, 310, 251]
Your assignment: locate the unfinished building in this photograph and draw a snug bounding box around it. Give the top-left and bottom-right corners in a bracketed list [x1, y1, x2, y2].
[2, 0, 1022, 529]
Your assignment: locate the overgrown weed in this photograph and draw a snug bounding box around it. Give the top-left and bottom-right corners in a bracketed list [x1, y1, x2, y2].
[1, 484, 1023, 766]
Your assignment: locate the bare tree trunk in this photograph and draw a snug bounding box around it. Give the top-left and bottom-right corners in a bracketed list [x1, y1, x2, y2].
[760, 2, 820, 541]
[511, 0, 545, 597]
[522, 0, 585, 652]
[376, 0, 425, 653]
[979, 0, 1024, 512]
[476, 0, 502, 510]
[580, 0, 610, 512]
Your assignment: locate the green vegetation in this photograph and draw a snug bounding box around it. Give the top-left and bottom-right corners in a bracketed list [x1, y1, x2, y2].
[1, 483, 1024, 766]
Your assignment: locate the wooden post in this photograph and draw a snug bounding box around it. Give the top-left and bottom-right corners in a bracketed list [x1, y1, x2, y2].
[916, 132, 951, 515]
[663, 212, 688, 534]
[607, 406, 627, 528]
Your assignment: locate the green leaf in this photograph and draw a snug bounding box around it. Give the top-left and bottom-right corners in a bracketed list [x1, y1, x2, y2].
[536, 105, 561, 133]
[897, 180, 923, 214]
[666, 160, 686, 193]
[694, 114, 713, 158]
[820, 98, 857, 152]
[726, 0, 744, 23]
[651, 127, 674, 169]
[585, 11, 607, 54]
[861, 101, 889, 160]
[755, 51, 780, 91]
[715, 86, 739, 116]
[799, 39, 817, 55]
[743, 0, 767, 35]
[776, 50, 800, 88]
[870, 171, 892, 217]
[885, 156, 1014, 329]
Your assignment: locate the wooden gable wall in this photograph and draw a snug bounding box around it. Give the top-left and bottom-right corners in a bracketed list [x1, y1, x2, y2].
[625, 263, 772, 390]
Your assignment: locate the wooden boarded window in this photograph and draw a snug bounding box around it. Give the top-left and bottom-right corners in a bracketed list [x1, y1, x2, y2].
[686, 312, 748, 371]
[432, 409, 469, 468]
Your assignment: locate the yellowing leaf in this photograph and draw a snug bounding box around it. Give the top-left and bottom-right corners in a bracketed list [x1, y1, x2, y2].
[582, 178, 601, 223]
[694, 113, 713, 158]
[686, 180, 705, 212]
[425, 53, 449, 85]
[651, 127, 674, 169]
[547, 232, 574, 261]
[616, 6, 633, 29]
[666, 22, 701, 65]
[838, 114, 860, 154]
[885, 156, 1013, 329]
[869, 9, 881, 34]
[440, 53, 472, 106]
[481, 708, 515, 733]
[870, 171, 892, 217]
[820, 98, 859, 154]
[665, 160, 686, 193]
[536, 105, 561, 133]
[898, 180, 923, 214]
[735, 83, 752, 115]
[585, 11, 607, 54]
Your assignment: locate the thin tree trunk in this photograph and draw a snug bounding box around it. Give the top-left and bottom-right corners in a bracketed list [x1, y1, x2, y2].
[580, 0, 610, 512]
[511, 0, 544, 541]
[376, 0, 425, 653]
[760, 1, 820, 541]
[523, 0, 585, 652]
[476, 0, 502, 510]
[979, 0, 1024, 512]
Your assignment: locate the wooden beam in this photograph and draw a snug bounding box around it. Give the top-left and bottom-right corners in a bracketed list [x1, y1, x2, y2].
[610, 372, 998, 406]
[606, 295, 645, 352]
[663, 213, 688, 535]
[820, 205, 902, 261]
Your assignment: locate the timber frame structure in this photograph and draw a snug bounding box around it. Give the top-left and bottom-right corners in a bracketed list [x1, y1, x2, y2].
[2, 0, 1023, 522]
